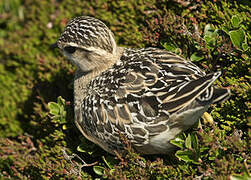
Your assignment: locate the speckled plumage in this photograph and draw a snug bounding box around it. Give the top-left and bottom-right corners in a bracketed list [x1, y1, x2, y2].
[53, 16, 230, 154]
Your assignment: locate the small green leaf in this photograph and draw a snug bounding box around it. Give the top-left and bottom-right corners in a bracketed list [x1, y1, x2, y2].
[229, 29, 245, 49]
[242, 43, 249, 51]
[185, 134, 192, 149]
[175, 150, 193, 162]
[209, 156, 216, 161]
[102, 156, 113, 169]
[222, 26, 229, 34]
[62, 124, 67, 130]
[204, 24, 215, 37]
[190, 52, 204, 62]
[204, 35, 216, 47]
[170, 136, 185, 149]
[76, 144, 94, 155]
[93, 166, 105, 176]
[48, 102, 60, 116]
[102, 156, 117, 169]
[77, 145, 86, 153]
[109, 169, 115, 175]
[196, 119, 202, 129]
[200, 147, 209, 153]
[203, 24, 219, 48]
[57, 96, 65, 106]
[161, 42, 178, 52]
[231, 15, 241, 28]
[191, 133, 198, 151]
[202, 112, 214, 124]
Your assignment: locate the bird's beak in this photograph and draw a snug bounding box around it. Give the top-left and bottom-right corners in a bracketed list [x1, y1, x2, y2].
[50, 42, 58, 49]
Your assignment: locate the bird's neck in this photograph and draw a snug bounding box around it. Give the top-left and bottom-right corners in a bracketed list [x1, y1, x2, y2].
[94, 46, 125, 74]
[73, 46, 124, 106]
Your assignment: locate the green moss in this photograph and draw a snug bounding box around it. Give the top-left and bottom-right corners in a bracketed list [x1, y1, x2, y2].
[0, 0, 250, 179]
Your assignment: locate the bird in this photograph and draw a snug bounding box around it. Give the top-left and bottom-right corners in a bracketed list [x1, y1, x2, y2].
[51, 16, 231, 154]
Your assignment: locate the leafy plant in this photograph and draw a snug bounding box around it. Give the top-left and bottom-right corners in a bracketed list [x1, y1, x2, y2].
[170, 132, 208, 165]
[48, 96, 67, 127]
[224, 15, 249, 51]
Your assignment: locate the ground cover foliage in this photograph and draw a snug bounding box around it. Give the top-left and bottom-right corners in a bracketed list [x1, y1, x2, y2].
[0, 0, 250, 179]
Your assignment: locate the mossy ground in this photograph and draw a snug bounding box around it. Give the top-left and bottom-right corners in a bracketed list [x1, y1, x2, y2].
[0, 0, 250, 179]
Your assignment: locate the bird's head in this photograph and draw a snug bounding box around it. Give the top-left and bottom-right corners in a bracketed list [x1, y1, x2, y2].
[52, 16, 118, 72]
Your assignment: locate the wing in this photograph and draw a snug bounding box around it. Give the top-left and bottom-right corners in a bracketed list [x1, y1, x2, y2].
[113, 48, 219, 117]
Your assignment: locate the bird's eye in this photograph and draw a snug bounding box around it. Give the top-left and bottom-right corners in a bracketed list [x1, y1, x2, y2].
[64, 46, 77, 54]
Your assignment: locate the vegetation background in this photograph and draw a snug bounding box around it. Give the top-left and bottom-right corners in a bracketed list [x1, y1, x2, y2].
[0, 0, 250, 179]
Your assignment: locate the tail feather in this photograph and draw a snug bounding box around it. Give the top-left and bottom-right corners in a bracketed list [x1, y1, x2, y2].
[211, 87, 231, 104]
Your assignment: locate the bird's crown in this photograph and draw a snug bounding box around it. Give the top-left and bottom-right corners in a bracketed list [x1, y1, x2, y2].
[57, 16, 116, 54]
